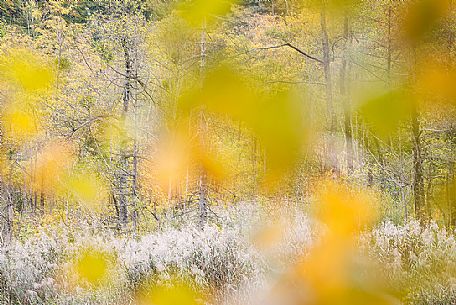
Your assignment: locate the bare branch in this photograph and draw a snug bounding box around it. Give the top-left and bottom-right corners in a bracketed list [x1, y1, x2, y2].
[257, 43, 323, 64]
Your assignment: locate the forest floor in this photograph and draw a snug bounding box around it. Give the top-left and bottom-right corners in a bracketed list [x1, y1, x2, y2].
[0, 203, 455, 305]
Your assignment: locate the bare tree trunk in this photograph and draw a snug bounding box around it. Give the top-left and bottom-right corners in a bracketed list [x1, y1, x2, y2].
[340, 14, 354, 174]
[361, 126, 374, 186]
[252, 136, 257, 197]
[198, 173, 208, 227]
[3, 184, 13, 246]
[448, 162, 455, 227]
[411, 105, 425, 222]
[116, 37, 134, 230]
[386, 5, 392, 81]
[33, 191, 38, 214]
[1, 161, 14, 245]
[131, 137, 139, 233]
[39, 192, 44, 216]
[123, 40, 132, 113]
[320, 4, 338, 175]
[198, 23, 208, 227]
[398, 135, 409, 221]
[131, 46, 140, 234]
[118, 156, 128, 227]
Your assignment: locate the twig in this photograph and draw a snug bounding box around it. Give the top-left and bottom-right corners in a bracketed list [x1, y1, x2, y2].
[257, 43, 323, 64]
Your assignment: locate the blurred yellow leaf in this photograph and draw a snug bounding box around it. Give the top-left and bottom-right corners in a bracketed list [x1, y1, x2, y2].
[97, 116, 133, 149]
[416, 60, 456, 104]
[251, 92, 306, 184]
[358, 88, 413, 140]
[307, 0, 362, 11]
[401, 0, 451, 44]
[72, 248, 113, 288]
[314, 180, 378, 237]
[0, 48, 55, 144]
[194, 148, 226, 182]
[193, 130, 233, 183]
[135, 277, 203, 305]
[280, 181, 386, 305]
[61, 169, 108, 212]
[0, 48, 55, 93]
[298, 241, 351, 298]
[2, 103, 40, 142]
[146, 130, 192, 192]
[251, 219, 285, 251]
[26, 141, 75, 195]
[198, 65, 257, 121]
[178, 65, 307, 187]
[177, 0, 239, 28]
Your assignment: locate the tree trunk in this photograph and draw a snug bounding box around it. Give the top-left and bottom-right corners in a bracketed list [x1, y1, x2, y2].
[386, 5, 392, 81]
[2, 183, 13, 246]
[363, 128, 374, 186]
[340, 14, 354, 174]
[198, 174, 208, 227]
[411, 105, 425, 222]
[448, 162, 455, 227]
[197, 23, 208, 226]
[320, 4, 338, 175]
[116, 37, 135, 230]
[1, 161, 14, 245]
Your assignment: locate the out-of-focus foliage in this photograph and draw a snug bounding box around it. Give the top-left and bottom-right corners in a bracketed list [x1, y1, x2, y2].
[60, 168, 109, 212]
[415, 58, 456, 105]
[314, 180, 379, 236]
[25, 141, 75, 196]
[135, 276, 203, 305]
[0, 48, 55, 143]
[145, 130, 193, 191]
[164, 65, 308, 188]
[401, 0, 451, 44]
[2, 100, 41, 142]
[357, 88, 414, 140]
[307, 0, 362, 12]
[96, 116, 134, 150]
[177, 0, 239, 27]
[70, 247, 113, 288]
[0, 0, 455, 304]
[262, 181, 393, 305]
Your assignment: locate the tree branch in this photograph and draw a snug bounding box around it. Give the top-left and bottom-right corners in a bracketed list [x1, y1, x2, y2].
[257, 43, 323, 64]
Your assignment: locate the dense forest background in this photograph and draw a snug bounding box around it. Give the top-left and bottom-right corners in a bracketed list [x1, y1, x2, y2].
[1, 0, 455, 234]
[0, 0, 455, 304]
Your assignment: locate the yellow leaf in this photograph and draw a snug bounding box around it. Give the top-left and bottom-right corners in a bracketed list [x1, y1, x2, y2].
[2, 104, 40, 142]
[251, 92, 306, 183]
[26, 141, 75, 195]
[97, 116, 133, 149]
[357, 88, 413, 140]
[401, 0, 451, 44]
[146, 130, 192, 192]
[314, 180, 378, 237]
[177, 0, 239, 28]
[178, 65, 308, 186]
[0, 48, 55, 93]
[251, 219, 285, 251]
[135, 277, 203, 305]
[416, 59, 456, 105]
[282, 181, 383, 304]
[198, 65, 257, 121]
[307, 0, 362, 11]
[72, 248, 113, 288]
[61, 169, 108, 212]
